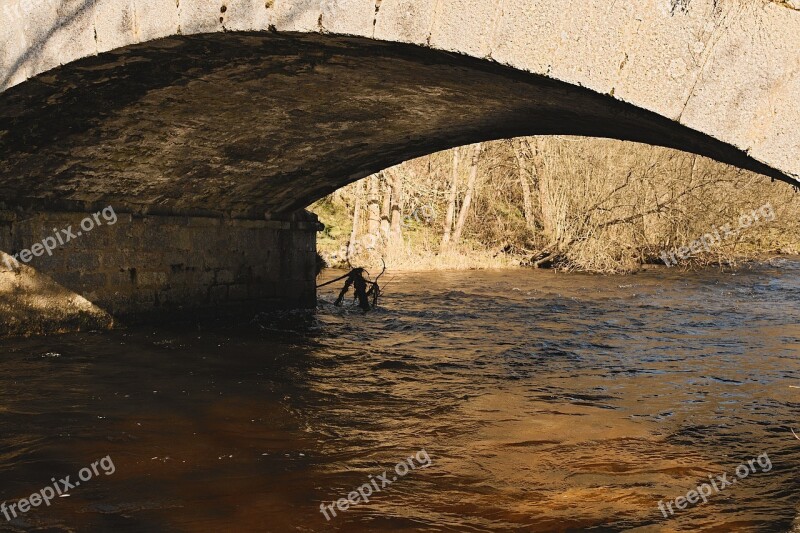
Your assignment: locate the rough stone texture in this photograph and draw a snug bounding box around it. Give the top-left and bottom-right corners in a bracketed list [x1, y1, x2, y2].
[1, 0, 799, 335]
[0, 32, 796, 221]
[0, 0, 797, 203]
[0, 209, 318, 336]
[0, 252, 113, 337]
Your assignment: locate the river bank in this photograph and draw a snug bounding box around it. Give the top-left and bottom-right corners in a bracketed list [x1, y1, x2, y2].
[312, 137, 800, 275]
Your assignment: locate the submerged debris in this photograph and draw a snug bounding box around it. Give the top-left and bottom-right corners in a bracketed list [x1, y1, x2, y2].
[317, 263, 384, 313]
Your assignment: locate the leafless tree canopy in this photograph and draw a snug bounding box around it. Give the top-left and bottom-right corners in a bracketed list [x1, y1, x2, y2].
[313, 137, 799, 273]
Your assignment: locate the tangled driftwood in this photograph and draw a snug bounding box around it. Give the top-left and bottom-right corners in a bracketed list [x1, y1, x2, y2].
[317, 262, 385, 312]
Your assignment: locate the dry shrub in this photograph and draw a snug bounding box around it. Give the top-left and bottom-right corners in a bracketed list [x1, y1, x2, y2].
[312, 137, 800, 273]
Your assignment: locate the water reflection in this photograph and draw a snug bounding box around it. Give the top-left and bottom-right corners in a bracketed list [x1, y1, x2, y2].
[0, 260, 798, 531]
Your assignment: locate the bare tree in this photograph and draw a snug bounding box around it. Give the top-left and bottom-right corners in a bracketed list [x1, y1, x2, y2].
[367, 174, 380, 236]
[441, 146, 461, 251]
[346, 179, 364, 262]
[389, 167, 405, 243]
[380, 171, 391, 237]
[512, 139, 535, 227]
[313, 135, 800, 272]
[452, 143, 482, 245]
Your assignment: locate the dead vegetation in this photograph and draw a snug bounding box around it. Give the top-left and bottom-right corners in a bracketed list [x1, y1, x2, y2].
[311, 136, 800, 274]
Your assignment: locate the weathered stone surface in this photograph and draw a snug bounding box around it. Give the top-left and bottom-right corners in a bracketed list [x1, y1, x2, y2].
[1, 0, 798, 336]
[0, 32, 795, 221]
[0, 209, 317, 336]
[0, 0, 797, 209]
[0, 251, 112, 337]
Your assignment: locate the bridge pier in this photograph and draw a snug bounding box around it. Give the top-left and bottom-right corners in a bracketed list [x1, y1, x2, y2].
[0, 209, 319, 337]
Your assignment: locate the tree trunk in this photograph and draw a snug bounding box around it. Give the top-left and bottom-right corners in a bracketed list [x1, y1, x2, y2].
[347, 179, 364, 262]
[380, 171, 391, 238]
[441, 147, 460, 251]
[513, 140, 535, 227]
[530, 138, 553, 240]
[367, 174, 380, 236]
[452, 142, 482, 245]
[389, 167, 404, 243]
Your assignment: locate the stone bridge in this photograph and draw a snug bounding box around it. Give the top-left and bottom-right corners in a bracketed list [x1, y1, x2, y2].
[1, 0, 799, 334]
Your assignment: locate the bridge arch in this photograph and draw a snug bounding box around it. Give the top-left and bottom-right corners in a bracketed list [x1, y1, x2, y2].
[0, 0, 799, 218]
[2, 0, 799, 335]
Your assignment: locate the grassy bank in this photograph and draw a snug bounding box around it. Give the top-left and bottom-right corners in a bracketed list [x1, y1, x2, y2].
[311, 136, 800, 273]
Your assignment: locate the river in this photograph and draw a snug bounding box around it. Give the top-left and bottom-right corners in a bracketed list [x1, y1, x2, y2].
[0, 260, 798, 532]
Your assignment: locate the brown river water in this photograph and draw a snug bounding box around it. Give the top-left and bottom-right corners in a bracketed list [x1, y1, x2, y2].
[0, 261, 798, 532]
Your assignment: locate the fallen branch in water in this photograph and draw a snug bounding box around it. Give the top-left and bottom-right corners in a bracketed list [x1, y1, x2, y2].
[317, 261, 385, 313]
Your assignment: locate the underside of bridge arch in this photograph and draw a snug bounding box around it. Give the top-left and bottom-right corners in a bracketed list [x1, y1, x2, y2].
[0, 31, 793, 219]
[2, 30, 797, 336]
